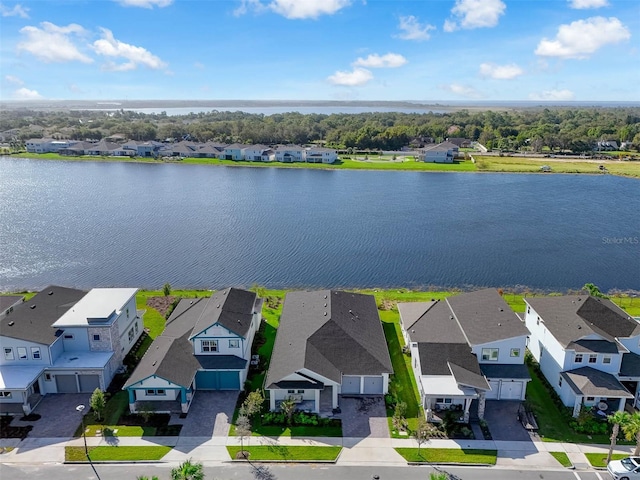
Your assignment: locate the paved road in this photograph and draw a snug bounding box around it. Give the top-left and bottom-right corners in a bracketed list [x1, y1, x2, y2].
[0, 463, 609, 480]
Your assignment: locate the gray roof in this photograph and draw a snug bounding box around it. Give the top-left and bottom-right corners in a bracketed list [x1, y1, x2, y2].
[265, 290, 393, 388]
[190, 288, 257, 338]
[446, 289, 530, 346]
[417, 342, 489, 390]
[0, 295, 23, 311]
[0, 286, 86, 345]
[561, 366, 633, 398]
[525, 295, 640, 348]
[567, 339, 620, 354]
[620, 353, 640, 377]
[398, 300, 467, 343]
[480, 363, 531, 380]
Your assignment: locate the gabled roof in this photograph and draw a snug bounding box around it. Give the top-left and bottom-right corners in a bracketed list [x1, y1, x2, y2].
[398, 300, 467, 344]
[525, 295, 640, 348]
[561, 366, 633, 398]
[265, 290, 393, 388]
[190, 288, 257, 339]
[417, 342, 489, 391]
[567, 339, 620, 354]
[446, 289, 529, 345]
[0, 286, 86, 345]
[620, 353, 640, 377]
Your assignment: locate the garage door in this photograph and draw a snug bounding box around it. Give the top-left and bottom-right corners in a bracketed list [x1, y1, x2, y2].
[79, 375, 101, 393]
[342, 376, 361, 394]
[485, 380, 500, 400]
[56, 375, 78, 393]
[363, 376, 383, 394]
[195, 371, 240, 390]
[500, 381, 524, 400]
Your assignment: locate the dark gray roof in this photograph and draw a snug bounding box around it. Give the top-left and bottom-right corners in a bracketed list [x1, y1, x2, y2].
[191, 288, 257, 338]
[567, 339, 620, 354]
[417, 342, 489, 390]
[526, 296, 640, 347]
[271, 380, 324, 390]
[480, 363, 531, 380]
[266, 290, 393, 388]
[398, 300, 467, 344]
[0, 286, 86, 345]
[561, 367, 633, 398]
[195, 355, 247, 370]
[446, 289, 530, 345]
[620, 353, 640, 377]
[0, 295, 23, 311]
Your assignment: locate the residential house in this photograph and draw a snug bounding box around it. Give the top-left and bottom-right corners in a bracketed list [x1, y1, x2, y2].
[304, 147, 338, 164]
[525, 295, 639, 417]
[243, 144, 274, 162]
[58, 141, 95, 156]
[275, 145, 305, 163]
[0, 286, 142, 415]
[196, 142, 226, 158]
[86, 139, 121, 156]
[596, 140, 619, 151]
[221, 143, 248, 161]
[417, 141, 459, 163]
[0, 295, 23, 318]
[124, 288, 262, 414]
[265, 290, 393, 415]
[446, 138, 472, 148]
[398, 289, 530, 422]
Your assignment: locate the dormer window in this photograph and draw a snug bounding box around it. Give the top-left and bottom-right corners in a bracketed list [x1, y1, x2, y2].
[202, 340, 218, 352]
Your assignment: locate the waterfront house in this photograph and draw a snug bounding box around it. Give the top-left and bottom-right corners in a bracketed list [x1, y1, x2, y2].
[265, 290, 393, 415]
[0, 286, 142, 415]
[243, 144, 275, 162]
[221, 144, 247, 161]
[26, 138, 79, 154]
[525, 295, 638, 417]
[124, 288, 262, 414]
[275, 145, 305, 162]
[417, 141, 459, 163]
[398, 289, 530, 422]
[305, 147, 338, 164]
[86, 139, 121, 156]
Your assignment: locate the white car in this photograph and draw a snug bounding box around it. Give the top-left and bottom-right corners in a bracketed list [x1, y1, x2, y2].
[608, 456, 640, 480]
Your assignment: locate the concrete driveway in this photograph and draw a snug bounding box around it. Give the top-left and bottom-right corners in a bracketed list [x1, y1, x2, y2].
[177, 391, 239, 437]
[483, 400, 533, 442]
[339, 396, 389, 438]
[12, 394, 91, 438]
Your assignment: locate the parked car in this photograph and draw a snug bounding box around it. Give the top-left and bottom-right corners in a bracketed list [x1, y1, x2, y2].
[607, 456, 640, 479]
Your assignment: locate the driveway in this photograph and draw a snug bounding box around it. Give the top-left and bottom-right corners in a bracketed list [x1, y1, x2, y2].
[177, 391, 239, 437]
[483, 400, 533, 442]
[339, 396, 389, 438]
[13, 394, 91, 438]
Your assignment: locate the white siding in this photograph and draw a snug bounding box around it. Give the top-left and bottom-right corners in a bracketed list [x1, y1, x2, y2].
[0, 337, 51, 366]
[473, 336, 528, 365]
[60, 327, 90, 352]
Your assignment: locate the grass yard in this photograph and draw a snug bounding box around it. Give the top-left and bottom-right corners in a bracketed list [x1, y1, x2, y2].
[227, 445, 341, 462]
[395, 447, 497, 464]
[65, 446, 172, 462]
[246, 423, 343, 438]
[549, 451, 572, 467]
[585, 452, 628, 468]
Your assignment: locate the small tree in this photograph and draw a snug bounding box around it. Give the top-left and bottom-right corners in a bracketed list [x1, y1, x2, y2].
[89, 388, 106, 422]
[607, 410, 630, 464]
[621, 411, 640, 456]
[236, 413, 252, 459]
[163, 283, 172, 297]
[392, 401, 408, 433]
[280, 397, 296, 426]
[171, 458, 204, 480]
[412, 417, 431, 454]
[583, 282, 607, 298]
[138, 403, 155, 423]
[137, 477, 160, 480]
[242, 390, 264, 419]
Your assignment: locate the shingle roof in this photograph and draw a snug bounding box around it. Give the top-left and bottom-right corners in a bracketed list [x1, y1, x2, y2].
[446, 289, 530, 345]
[561, 367, 633, 398]
[190, 288, 257, 338]
[417, 342, 489, 390]
[398, 300, 467, 343]
[0, 286, 86, 345]
[0, 295, 23, 311]
[480, 363, 531, 380]
[265, 290, 393, 388]
[620, 353, 640, 377]
[567, 339, 620, 354]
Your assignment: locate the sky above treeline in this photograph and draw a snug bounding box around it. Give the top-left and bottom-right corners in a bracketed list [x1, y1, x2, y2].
[0, 0, 638, 102]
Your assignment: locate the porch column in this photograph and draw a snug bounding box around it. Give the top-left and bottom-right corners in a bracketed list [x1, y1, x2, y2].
[332, 385, 338, 409]
[270, 391, 276, 411]
[619, 397, 626, 413]
[463, 398, 471, 423]
[573, 396, 583, 417]
[128, 389, 136, 413]
[424, 396, 432, 421]
[180, 388, 189, 414]
[314, 389, 320, 414]
[477, 392, 486, 420]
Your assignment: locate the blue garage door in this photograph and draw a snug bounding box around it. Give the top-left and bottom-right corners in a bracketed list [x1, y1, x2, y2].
[196, 371, 240, 390]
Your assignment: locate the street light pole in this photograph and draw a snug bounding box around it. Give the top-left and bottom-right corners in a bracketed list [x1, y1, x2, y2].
[76, 404, 88, 458]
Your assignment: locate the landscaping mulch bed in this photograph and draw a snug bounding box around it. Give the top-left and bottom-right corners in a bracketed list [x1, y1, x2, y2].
[0, 416, 32, 440]
[146, 296, 176, 317]
[118, 413, 182, 436]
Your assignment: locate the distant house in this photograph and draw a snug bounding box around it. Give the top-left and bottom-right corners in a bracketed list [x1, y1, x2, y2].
[275, 145, 304, 163]
[124, 288, 262, 414]
[304, 147, 338, 164]
[59, 141, 95, 156]
[86, 139, 121, 156]
[446, 138, 472, 148]
[596, 140, 619, 151]
[244, 144, 275, 162]
[265, 290, 393, 415]
[398, 289, 530, 422]
[196, 142, 226, 158]
[417, 141, 459, 163]
[221, 144, 248, 161]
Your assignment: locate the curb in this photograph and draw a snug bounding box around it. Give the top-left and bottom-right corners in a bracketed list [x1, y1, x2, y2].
[406, 462, 494, 467]
[229, 459, 338, 464]
[64, 460, 166, 465]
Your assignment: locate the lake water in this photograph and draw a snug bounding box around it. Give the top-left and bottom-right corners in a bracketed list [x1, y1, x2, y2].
[0, 157, 638, 293]
[77, 106, 449, 116]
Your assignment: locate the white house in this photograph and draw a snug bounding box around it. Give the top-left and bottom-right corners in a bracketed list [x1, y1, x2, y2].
[243, 144, 274, 162]
[398, 289, 530, 422]
[304, 147, 338, 164]
[221, 144, 247, 160]
[275, 145, 305, 163]
[124, 288, 262, 414]
[265, 290, 393, 415]
[0, 286, 142, 415]
[525, 295, 638, 417]
[417, 141, 459, 163]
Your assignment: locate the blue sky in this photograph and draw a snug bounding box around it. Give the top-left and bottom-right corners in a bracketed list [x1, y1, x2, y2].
[0, 0, 638, 101]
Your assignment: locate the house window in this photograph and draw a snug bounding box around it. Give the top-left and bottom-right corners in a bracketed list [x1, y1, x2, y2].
[31, 347, 41, 359]
[135, 322, 139, 334]
[481, 348, 499, 361]
[586, 396, 595, 402]
[527, 307, 530, 314]
[4, 348, 14, 360]
[0, 392, 12, 398]
[287, 390, 295, 394]
[201, 340, 218, 352]
[229, 339, 240, 348]
[93, 334, 101, 342]
[64, 334, 74, 340]
[603, 356, 612, 364]
[559, 376, 563, 387]
[45, 373, 52, 381]
[17, 347, 27, 360]
[536, 316, 540, 325]
[297, 390, 304, 394]
[127, 308, 130, 319]
[128, 327, 135, 342]
[589, 354, 597, 364]
[145, 389, 166, 396]
[510, 348, 521, 357]
[574, 354, 583, 363]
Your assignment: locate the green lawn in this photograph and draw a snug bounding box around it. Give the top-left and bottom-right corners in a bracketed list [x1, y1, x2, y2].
[395, 448, 497, 464]
[65, 446, 172, 462]
[246, 423, 343, 437]
[585, 452, 627, 468]
[227, 445, 341, 461]
[549, 451, 572, 467]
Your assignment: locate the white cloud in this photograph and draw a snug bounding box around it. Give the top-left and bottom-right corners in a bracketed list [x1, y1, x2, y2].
[569, 0, 609, 9]
[395, 15, 435, 41]
[529, 89, 575, 101]
[233, 0, 267, 16]
[353, 53, 407, 68]
[327, 67, 373, 86]
[0, 2, 29, 17]
[4, 75, 24, 85]
[236, 0, 350, 19]
[535, 17, 630, 59]
[114, 0, 172, 8]
[441, 83, 484, 99]
[479, 62, 524, 79]
[93, 28, 167, 70]
[17, 22, 93, 63]
[13, 87, 41, 99]
[444, 0, 505, 32]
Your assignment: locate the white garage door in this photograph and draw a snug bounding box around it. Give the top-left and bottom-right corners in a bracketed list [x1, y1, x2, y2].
[342, 376, 361, 394]
[363, 376, 383, 394]
[500, 381, 524, 400]
[485, 380, 500, 400]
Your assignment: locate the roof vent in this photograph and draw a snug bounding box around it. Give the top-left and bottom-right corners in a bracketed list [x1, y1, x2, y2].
[190, 300, 193, 304]
[8, 321, 14, 326]
[217, 304, 220, 308]
[324, 303, 327, 307]
[48, 291, 54, 295]
[450, 315, 454, 320]
[324, 312, 327, 316]
[498, 323, 502, 326]
[411, 329, 415, 333]
[577, 325, 582, 329]
[324, 295, 327, 299]
[30, 305, 36, 309]
[152, 361, 157, 366]
[499, 308, 503, 312]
